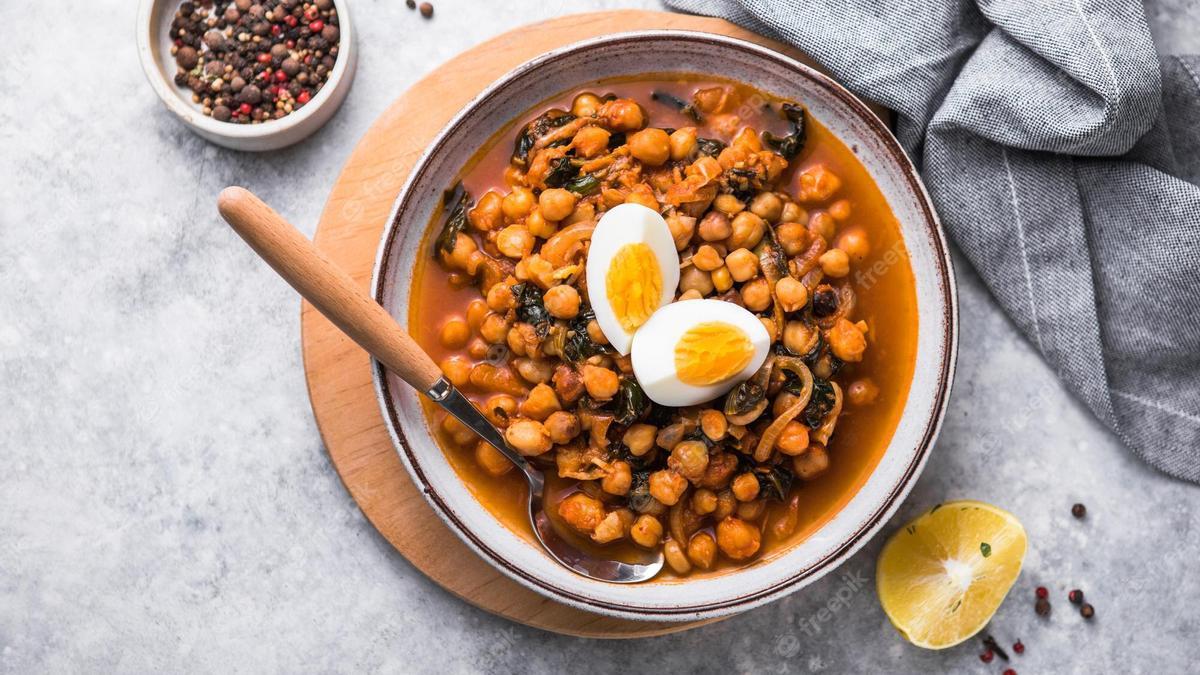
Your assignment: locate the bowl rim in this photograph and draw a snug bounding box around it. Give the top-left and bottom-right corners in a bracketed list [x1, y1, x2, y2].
[135, 0, 355, 140]
[370, 29, 958, 620]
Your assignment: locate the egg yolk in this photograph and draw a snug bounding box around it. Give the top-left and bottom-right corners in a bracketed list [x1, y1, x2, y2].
[674, 322, 754, 385]
[605, 243, 663, 333]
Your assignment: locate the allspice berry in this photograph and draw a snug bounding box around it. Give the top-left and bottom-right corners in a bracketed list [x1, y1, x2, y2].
[175, 45, 199, 70]
[1035, 597, 1051, 617]
[419, 2, 433, 17]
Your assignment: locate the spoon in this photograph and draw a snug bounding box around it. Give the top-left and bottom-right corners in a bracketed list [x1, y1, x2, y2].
[217, 187, 663, 583]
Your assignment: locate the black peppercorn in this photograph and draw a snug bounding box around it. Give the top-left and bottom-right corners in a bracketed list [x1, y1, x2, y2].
[1072, 503, 1086, 518]
[406, 0, 416, 8]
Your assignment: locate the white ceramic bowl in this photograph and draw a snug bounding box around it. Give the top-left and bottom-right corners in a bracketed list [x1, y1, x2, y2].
[136, 0, 356, 152]
[372, 31, 958, 622]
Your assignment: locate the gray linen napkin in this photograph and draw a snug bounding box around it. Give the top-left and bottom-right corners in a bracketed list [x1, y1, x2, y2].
[665, 0, 1200, 481]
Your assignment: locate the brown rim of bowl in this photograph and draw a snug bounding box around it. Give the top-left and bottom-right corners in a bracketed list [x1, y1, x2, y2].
[370, 30, 958, 618]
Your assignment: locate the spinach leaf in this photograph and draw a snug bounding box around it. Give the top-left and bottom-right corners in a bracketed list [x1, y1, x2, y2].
[435, 181, 471, 256]
[755, 464, 795, 502]
[543, 157, 582, 188]
[613, 443, 656, 471]
[613, 377, 650, 426]
[606, 131, 627, 150]
[626, 469, 656, 512]
[802, 379, 836, 428]
[650, 90, 703, 123]
[510, 282, 552, 337]
[565, 173, 601, 196]
[561, 306, 610, 362]
[762, 102, 807, 160]
[725, 378, 766, 416]
[696, 137, 727, 158]
[511, 110, 576, 167]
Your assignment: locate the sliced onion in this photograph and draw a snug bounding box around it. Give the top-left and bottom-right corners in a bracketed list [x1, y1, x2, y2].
[753, 359, 814, 462]
[541, 221, 595, 266]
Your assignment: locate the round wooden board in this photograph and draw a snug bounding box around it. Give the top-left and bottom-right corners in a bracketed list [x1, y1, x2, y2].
[303, 10, 840, 638]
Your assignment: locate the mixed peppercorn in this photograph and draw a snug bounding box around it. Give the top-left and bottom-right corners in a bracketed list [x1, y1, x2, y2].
[168, 0, 341, 124]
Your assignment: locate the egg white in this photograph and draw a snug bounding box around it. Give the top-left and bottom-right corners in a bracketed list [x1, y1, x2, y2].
[630, 299, 771, 407]
[585, 203, 680, 355]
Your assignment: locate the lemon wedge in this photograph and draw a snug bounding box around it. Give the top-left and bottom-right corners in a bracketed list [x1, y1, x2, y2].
[876, 500, 1027, 649]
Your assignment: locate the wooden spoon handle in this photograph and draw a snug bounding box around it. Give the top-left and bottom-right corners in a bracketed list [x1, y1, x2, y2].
[217, 186, 444, 393]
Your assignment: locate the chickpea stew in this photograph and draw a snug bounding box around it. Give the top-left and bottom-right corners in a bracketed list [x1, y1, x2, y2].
[410, 77, 918, 578]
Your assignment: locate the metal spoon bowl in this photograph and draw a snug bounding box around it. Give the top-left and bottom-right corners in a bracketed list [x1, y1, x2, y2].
[218, 186, 663, 583]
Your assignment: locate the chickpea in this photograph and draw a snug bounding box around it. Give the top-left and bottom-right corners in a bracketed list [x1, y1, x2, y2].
[592, 509, 633, 544]
[737, 499, 767, 521]
[692, 245, 724, 272]
[819, 248, 850, 278]
[572, 125, 611, 158]
[724, 248, 759, 282]
[504, 418, 552, 456]
[496, 225, 534, 259]
[713, 489, 737, 520]
[692, 488, 718, 515]
[484, 394, 518, 427]
[473, 440, 514, 477]
[543, 284, 580, 319]
[783, 320, 816, 355]
[571, 92, 602, 117]
[664, 539, 692, 575]
[741, 277, 772, 312]
[712, 194, 745, 216]
[669, 440, 710, 483]
[558, 492, 605, 534]
[665, 213, 697, 250]
[680, 266, 715, 297]
[780, 201, 806, 224]
[599, 98, 644, 131]
[519, 383, 561, 421]
[848, 378, 880, 406]
[441, 414, 477, 447]
[439, 317, 470, 349]
[581, 364, 619, 400]
[828, 318, 867, 362]
[772, 392, 800, 418]
[536, 188, 576, 222]
[630, 514, 663, 548]
[628, 128, 671, 166]
[698, 211, 732, 242]
[678, 289, 704, 302]
[602, 460, 633, 496]
[759, 316, 777, 342]
[586, 320, 609, 345]
[828, 198, 852, 221]
[514, 357, 552, 384]
[468, 191, 503, 232]
[727, 211, 766, 250]
[796, 164, 842, 203]
[716, 516, 762, 560]
[776, 421, 811, 456]
[501, 188, 535, 221]
[775, 221, 808, 257]
[541, 410, 580, 445]
[700, 409, 727, 441]
[479, 312, 511, 344]
[837, 227, 871, 262]
[687, 532, 718, 570]
[525, 207, 556, 239]
[439, 355, 471, 388]
[565, 200, 595, 226]
[444, 232, 477, 271]
[731, 473, 760, 502]
[750, 192, 783, 223]
[622, 423, 657, 456]
[648, 469, 688, 506]
[485, 282, 514, 312]
[669, 127, 698, 161]
[775, 276, 809, 312]
[793, 444, 830, 479]
[466, 338, 489, 360]
[625, 185, 659, 211]
[808, 211, 836, 241]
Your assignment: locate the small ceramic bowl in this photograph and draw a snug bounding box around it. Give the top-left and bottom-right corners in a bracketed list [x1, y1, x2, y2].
[373, 31, 958, 622]
[136, 0, 356, 152]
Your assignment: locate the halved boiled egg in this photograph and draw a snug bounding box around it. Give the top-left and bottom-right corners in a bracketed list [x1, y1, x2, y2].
[630, 299, 771, 407]
[585, 203, 680, 355]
